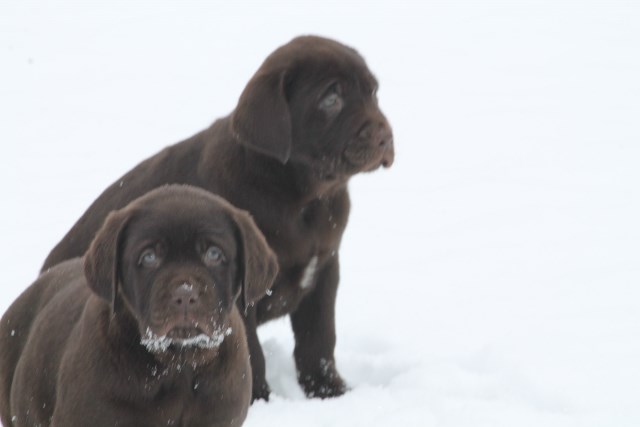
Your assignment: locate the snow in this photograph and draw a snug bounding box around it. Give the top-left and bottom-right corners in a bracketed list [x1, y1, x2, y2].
[2, 1, 640, 426]
[140, 326, 233, 353]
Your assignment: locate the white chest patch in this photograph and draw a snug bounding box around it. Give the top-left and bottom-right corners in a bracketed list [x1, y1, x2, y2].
[299, 256, 318, 289]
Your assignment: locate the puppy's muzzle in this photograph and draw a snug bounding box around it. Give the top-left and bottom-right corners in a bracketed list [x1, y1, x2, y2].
[161, 283, 201, 338]
[376, 126, 394, 168]
[153, 278, 216, 333]
[142, 279, 231, 352]
[357, 121, 395, 169]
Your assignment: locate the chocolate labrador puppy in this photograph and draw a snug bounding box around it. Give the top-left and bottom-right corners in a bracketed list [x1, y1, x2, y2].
[40, 35, 394, 400]
[0, 185, 278, 427]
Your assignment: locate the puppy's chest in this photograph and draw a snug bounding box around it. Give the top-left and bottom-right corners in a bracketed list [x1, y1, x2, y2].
[258, 199, 347, 319]
[281, 198, 346, 269]
[299, 198, 346, 238]
[141, 366, 234, 427]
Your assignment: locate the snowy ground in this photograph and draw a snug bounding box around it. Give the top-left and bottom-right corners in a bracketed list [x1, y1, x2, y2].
[2, 1, 640, 426]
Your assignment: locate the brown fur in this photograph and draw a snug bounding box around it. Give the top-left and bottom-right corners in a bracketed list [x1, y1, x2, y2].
[40, 35, 394, 400]
[0, 185, 278, 427]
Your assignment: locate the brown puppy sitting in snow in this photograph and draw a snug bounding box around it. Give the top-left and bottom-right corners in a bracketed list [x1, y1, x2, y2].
[0, 185, 278, 427]
[40, 35, 394, 400]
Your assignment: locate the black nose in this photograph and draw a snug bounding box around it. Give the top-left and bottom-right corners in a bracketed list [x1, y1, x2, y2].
[172, 283, 200, 308]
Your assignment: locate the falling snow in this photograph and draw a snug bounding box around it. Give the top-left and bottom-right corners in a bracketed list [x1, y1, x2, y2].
[2, 2, 640, 427]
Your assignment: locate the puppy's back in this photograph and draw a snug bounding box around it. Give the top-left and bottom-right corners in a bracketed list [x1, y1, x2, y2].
[0, 259, 86, 425]
[41, 131, 210, 272]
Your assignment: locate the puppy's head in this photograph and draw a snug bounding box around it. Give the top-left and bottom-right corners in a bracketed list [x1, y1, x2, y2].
[231, 35, 394, 181]
[84, 185, 278, 358]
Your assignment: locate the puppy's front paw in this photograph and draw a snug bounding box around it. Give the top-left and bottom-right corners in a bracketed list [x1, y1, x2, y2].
[251, 380, 271, 402]
[298, 358, 349, 398]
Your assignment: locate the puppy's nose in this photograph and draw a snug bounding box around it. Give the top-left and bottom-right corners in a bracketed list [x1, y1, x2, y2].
[358, 120, 395, 168]
[172, 283, 200, 309]
[377, 126, 394, 168]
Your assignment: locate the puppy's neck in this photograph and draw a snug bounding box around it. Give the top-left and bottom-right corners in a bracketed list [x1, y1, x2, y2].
[238, 143, 347, 202]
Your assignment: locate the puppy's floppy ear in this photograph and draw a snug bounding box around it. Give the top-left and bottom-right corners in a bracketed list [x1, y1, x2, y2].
[84, 209, 131, 311]
[231, 208, 279, 313]
[231, 70, 292, 164]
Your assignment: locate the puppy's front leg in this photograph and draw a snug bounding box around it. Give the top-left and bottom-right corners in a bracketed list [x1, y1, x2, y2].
[245, 307, 271, 402]
[290, 256, 348, 398]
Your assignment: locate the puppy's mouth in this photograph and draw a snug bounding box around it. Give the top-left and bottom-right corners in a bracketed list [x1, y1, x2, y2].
[343, 139, 394, 174]
[141, 325, 232, 353]
[364, 158, 390, 172]
[167, 326, 206, 340]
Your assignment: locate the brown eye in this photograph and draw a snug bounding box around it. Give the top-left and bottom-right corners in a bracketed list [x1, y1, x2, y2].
[139, 249, 160, 268]
[203, 246, 225, 266]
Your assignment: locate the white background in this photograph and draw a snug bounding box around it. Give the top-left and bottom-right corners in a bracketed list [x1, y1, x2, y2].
[1, 1, 639, 426]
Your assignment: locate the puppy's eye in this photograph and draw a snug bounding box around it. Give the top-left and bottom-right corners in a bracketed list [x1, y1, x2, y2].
[203, 246, 225, 266]
[320, 93, 340, 109]
[318, 83, 343, 113]
[139, 249, 160, 268]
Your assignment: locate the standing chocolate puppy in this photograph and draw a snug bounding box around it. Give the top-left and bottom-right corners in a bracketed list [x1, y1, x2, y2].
[41, 35, 394, 400]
